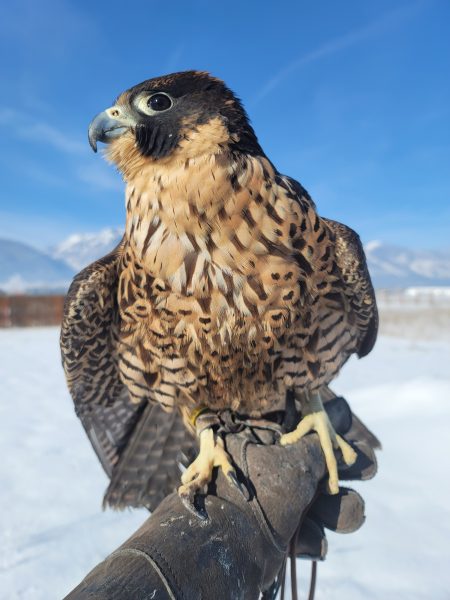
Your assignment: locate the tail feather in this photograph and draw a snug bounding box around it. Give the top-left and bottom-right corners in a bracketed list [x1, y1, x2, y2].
[103, 403, 196, 511]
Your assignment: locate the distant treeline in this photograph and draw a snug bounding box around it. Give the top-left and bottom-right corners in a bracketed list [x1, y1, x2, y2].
[0, 295, 65, 327]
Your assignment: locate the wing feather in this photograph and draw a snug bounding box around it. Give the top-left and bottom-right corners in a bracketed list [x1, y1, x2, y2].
[60, 242, 196, 509]
[323, 219, 378, 357]
[60, 241, 141, 475]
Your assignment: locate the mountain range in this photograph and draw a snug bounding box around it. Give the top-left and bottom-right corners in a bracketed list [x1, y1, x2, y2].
[0, 239, 75, 294]
[1, 228, 449, 293]
[364, 240, 450, 288]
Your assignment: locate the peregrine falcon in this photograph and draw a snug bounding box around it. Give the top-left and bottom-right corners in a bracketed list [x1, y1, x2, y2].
[61, 71, 377, 509]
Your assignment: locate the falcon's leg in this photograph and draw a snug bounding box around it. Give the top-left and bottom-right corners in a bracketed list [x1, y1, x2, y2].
[178, 425, 244, 513]
[279, 391, 357, 494]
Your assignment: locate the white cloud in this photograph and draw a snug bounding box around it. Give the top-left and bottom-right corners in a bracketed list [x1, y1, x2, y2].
[75, 162, 122, 191]
[0, 106, 125, 193]
[164, 44, 186, 73]
[0, 108, 18, 124]
[0, 210, 84, 249]
[0, 0, 97, 61]
[0, 106, 85, 155]
[16, 158, 69, 187]
[18, 122, 86, 155]
[253, 2, 424, 104]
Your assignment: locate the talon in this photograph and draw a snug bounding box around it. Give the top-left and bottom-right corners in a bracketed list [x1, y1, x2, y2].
[227, 470, 250, 501]
[177, 426, 242, 506]
[280, 391, 353, 495]
[335, 434, 358, 466]
[179, 486, 208, 520]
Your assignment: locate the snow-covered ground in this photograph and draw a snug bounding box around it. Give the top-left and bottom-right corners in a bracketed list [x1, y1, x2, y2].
[0, 328, 449, 599]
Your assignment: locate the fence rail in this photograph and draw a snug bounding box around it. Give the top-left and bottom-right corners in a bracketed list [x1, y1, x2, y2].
[0, 295, 65, 327]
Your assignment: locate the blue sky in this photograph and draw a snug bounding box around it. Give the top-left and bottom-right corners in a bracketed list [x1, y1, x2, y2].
[0, 0, 449, 250]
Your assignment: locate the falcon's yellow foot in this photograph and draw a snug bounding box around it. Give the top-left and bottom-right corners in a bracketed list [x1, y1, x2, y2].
[280, 392, 357, 494]
[178, 427, 244, 517]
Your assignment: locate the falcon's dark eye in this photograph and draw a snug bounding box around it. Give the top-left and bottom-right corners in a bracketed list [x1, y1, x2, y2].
[147, 93, 172, 112]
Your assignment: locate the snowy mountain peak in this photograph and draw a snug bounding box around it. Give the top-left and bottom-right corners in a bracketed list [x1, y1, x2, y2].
[0, 238, 74, 293]
[50, 231, 450, 288]
[51, 228, 123, 271]
[364, 240, 383, 252]
[364, 241, 450, 287]
[1, 231, 450, 294]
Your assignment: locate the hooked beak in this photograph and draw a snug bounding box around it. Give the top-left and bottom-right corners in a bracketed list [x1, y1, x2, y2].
[88, 106, 134, 152]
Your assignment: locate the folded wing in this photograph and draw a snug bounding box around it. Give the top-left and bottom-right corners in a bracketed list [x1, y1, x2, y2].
[324, 219, 378, 358]
[60, 242, 195, 510]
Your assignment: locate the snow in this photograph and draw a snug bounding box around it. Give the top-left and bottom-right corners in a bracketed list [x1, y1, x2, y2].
[0, 239, 73, 293]
[3, 228, 450, 291]
[312, 338, 450, 600]
[53, 228, 450, 287]
[0, 328, 147, 599]
[363, 242, 450, 287]
[51, 228, 123, 271]
[364, 240, 383, 253]
[404, 286, 450, 299]
[0, 328, 449, 599]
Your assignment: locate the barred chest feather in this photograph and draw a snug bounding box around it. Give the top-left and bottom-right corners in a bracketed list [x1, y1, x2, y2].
[116, 153, 336, 412]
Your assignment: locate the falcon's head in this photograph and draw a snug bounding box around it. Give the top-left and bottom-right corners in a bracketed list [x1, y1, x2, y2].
[88, 71, 263, 178]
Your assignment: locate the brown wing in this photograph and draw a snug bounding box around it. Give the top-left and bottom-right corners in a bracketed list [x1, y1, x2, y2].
[323, 219, 378, 358]
[103, 403, 197, 510]
[60, 242, 195, 510]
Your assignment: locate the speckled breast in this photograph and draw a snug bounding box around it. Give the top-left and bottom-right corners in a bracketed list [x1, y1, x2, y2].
[113, 153, 355, 414]
[116, 244, 307, 413]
